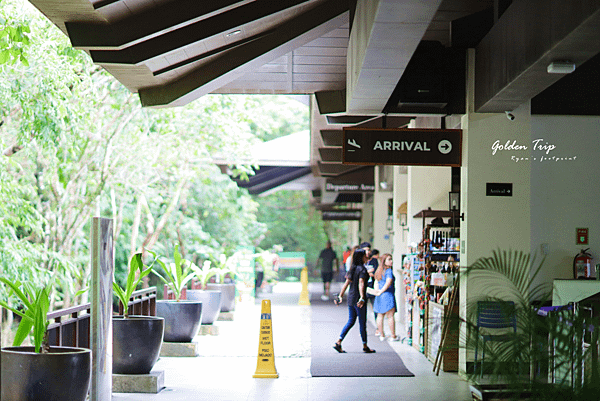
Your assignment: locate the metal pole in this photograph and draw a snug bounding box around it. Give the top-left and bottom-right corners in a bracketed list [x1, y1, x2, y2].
[90, 217, 114, 401]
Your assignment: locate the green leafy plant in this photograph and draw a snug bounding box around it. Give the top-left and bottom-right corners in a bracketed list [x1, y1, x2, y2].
[113, 252, 152, 317]
[458, 249, 600, 399]
[0, 276, 54, 353]
[207, 253, 238, 283]
[151, 244, 197, 300]
[194, 260, 221, 288]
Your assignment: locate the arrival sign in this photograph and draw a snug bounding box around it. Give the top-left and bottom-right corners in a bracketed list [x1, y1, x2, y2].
[342, 128, 462, 167]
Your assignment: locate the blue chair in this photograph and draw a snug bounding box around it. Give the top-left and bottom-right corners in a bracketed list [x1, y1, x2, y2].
[474, 301, 517, 376]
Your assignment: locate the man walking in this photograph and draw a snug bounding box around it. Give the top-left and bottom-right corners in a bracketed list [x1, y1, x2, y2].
[316, 240, 338, 301]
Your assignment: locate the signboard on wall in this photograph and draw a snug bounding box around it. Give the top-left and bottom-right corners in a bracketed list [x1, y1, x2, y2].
[577, 228, 589, 245]
[322, 209, 362, 221]
[486, 183, 513, 197]
[325, 167, 374, 193]
[342, 128, 462, 166]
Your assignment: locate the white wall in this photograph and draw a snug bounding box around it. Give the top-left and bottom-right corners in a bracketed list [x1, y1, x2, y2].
[458, 50, 532, 373]
[530, 116, 600, 291]
[407, 166, 452, 246]
[373, 166, 393, 254]
[392, 169, 408, 334]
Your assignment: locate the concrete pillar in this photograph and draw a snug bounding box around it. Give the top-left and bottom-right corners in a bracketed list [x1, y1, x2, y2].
[458, 49, 532, 376]
[392, 168, 408, 335]
[360, 194, 374, 244]
[406, 166, 452, 247]
[373, 166, 393, 254]
[90, 217, 114, 401]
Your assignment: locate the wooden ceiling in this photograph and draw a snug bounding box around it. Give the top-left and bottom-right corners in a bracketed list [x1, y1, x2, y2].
[24, 0, 600, 196]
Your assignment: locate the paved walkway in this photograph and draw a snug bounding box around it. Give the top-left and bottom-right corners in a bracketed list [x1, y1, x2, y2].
[113, 282, 473, 401]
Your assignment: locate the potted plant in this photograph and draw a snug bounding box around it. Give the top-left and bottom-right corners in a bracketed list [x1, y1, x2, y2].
[112, 252, 164, 374]
[151, 244, 203, 342]
[459, 249, 600, 400]
[0, 276, 91, 401]
[187, 260, 223, 325]
[205, 253, 237, 312]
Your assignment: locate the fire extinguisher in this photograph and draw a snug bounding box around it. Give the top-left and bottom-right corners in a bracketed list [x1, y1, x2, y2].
[573, 248, 593, 279]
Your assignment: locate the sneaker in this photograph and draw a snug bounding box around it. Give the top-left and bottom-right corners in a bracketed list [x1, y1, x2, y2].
[389, 336, 400, 342]
[379, 335, 386, 342]
[321, 295, 329, 301]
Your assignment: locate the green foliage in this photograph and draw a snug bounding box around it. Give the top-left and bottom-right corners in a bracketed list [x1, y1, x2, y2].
[460, 249, 600, 399]
[194, 260, 221, 288]
[206, 252, 243, 283]
[150, 245, 197, 300]
[255, 190, 349, 266]
[0, 0, 31, 66]
[0, 275, 54, 353]
[112, 253, 152, 317]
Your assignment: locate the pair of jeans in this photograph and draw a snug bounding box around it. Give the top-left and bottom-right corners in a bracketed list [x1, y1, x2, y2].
[339, 303, 367, 344]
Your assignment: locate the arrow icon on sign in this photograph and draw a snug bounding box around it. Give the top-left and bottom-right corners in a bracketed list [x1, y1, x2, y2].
[438, 140, 452, 154]
[347, 138, 361, 150]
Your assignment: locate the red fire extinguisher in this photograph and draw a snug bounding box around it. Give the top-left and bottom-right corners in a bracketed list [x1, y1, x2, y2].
[573, 248, 593, 279]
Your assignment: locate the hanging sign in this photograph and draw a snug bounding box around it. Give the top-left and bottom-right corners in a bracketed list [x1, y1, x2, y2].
[342, 128, 462, 166]
[322, 209, 362, 221]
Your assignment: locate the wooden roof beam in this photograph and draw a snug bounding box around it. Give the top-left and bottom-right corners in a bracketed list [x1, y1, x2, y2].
[88, 0, 312, 64]
[139, 0, 348, 107]
[66, 0, 243, 50]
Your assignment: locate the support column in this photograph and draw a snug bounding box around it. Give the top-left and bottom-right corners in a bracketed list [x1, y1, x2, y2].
[373, 166, 393, 253]
[406, 166, 451, 246]
[392, 167, 408, 335]
[360, 194, 373, 244]
[458, 49, 532, 376]
[90, 217, 114, 401]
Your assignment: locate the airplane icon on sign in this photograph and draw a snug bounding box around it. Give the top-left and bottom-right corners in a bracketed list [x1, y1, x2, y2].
[347, 138, 361, 152]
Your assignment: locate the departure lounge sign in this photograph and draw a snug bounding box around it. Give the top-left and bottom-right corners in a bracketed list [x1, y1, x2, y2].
[342, 128, 462, 167]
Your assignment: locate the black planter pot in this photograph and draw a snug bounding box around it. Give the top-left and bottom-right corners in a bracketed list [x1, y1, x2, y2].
[156, 300, 203, 342]
[206, 283, 236, 312]
[187, 290, 222, 324]
[113, 315, 164, 374]
[1, 346, 91, 401]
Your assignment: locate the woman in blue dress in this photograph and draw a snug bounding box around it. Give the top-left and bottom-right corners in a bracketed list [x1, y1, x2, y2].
[373, 253, 400, 341]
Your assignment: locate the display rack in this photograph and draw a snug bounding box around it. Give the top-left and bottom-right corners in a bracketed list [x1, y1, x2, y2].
[402, 252, 424, 350]
[410, 209, 460, 356]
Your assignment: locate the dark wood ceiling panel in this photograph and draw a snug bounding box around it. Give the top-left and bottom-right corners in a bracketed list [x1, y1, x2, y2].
[293, 47, 347, 57]
[67, 0, 247, 49]
[293, 56, 346, 65]
[318, 147, 342, 162]
[293, 64, 345, 74]
[88, 1, 311, 64]
[294, 74, 345, 82]
[320, 130, 343, 146]
[475, 0, 600, 113]
[138, 0, 349, 106]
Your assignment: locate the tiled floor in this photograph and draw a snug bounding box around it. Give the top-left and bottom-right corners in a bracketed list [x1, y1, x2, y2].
[113, 282, 473, 401]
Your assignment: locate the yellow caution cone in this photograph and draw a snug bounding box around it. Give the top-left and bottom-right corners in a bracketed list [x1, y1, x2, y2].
[298, 267, 310, 306]
[253, 299, 278, 378]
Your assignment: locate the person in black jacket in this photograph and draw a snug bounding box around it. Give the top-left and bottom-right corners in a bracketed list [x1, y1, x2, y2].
[333, 248, 376, 354]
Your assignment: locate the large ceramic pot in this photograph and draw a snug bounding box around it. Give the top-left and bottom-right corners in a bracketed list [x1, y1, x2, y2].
[113, 315, 164, 374]
[1, 346, 91, 401]
[186, 290, 222, 324]
[206, 283, 236, 312]
[156, 300, 203, 342]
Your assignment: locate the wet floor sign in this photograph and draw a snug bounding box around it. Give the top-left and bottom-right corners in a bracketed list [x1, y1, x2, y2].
[253, 299, 278, 378]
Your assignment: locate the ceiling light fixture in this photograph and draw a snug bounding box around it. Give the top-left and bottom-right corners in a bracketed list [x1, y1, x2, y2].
[547, 61, 576, 74]
[226, 30, 241, 37]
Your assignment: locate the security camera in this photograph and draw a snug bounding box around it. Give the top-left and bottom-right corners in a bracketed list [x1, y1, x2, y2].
[505, 111, 515, 121]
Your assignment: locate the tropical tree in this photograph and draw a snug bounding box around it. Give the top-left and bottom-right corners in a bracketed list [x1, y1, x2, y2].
[255, 190, 349, 269]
